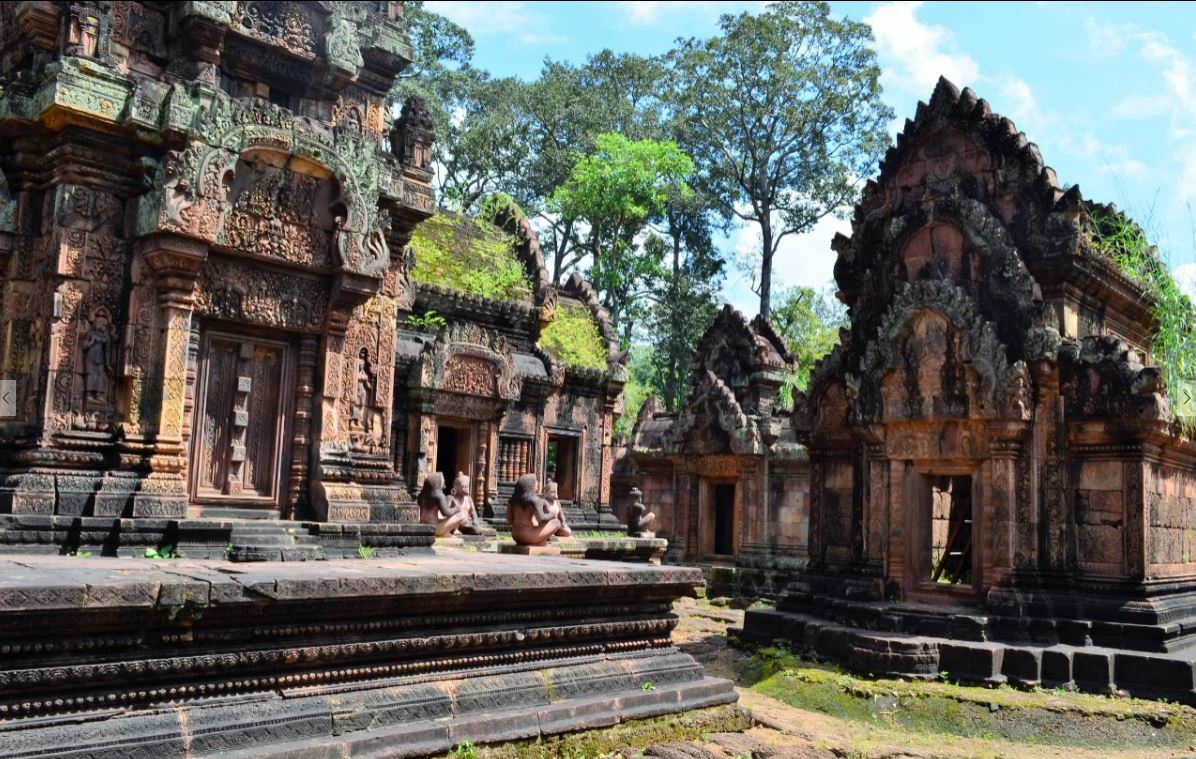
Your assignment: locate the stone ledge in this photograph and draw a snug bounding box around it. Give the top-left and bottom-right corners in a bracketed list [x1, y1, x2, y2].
[0, 554, 730, 757]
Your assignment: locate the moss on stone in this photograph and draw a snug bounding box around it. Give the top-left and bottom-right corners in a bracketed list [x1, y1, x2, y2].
[540, 303, 608, 370]
[747, 648, 1196, 751]
[441, 704, 749, 759]
[409, 210, 533, 303]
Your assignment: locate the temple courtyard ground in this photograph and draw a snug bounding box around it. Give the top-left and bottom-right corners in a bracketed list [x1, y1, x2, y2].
[499, 596, 1196, 759]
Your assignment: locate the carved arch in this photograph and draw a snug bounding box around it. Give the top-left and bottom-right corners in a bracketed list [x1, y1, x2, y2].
[140, 126, 380, 276]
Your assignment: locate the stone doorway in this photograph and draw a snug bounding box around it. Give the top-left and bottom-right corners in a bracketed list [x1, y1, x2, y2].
[546, 432, 580, 501]
[189, 330, 295, 515]
[909, 471, 976, 597]
[435, 422, 474, 492]
[713, 483, 736, 556]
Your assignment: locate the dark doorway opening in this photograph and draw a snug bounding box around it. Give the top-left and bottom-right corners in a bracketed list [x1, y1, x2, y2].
[546, 434, 579, 501]
[435, 424, 471, 494]
[928, 475, 973, 585]
[714, 483, 736, 556]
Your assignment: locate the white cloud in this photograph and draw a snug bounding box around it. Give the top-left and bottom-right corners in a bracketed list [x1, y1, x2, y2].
[864, 1, 980, 97]
[1112, 93, 1171, 120]
[1083, 17, 1127, 57]
[424, 1, 566, 46]
[616, 1, 664, 25]
[726, 213, 849, 316]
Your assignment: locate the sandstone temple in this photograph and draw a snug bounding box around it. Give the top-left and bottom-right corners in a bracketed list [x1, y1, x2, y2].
[0, 4, 733, 756]
[743, 78, 1196, 700]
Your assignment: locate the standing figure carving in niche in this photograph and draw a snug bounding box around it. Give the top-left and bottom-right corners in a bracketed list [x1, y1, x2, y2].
[507, 474, 571, 546]
[350, 347, 375, 432]
[418, 472, 480, 537]
[80, 308, 115, 409]
[626, 487, 656, 538]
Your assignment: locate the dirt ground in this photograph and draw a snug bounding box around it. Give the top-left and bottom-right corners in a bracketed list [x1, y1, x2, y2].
[625, 595, 1196, 759]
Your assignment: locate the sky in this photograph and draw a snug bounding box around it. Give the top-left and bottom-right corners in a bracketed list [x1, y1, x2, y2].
[424, 0, 1196, 315]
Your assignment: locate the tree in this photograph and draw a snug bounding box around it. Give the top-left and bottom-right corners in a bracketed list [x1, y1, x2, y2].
[670, 1, 892, 317]
[550, 132, 696, 343]
[771, 286, 847, 409]
[518, 53, 670, 283]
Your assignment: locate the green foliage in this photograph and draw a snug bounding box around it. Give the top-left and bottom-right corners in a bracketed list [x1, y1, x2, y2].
[539, 304, 608, 370]
[640, 681, 655, 691]
[450, 740, 478, 759]
[70, 550, 92, 558]
[409, 211, 532, 303]
[406, 309, 447, 330]
[144, 544, 174, 559]
[669, 0, 892, 316]
[1087, 208, 1196, 433]
[771, 286, 847, 409]
[551, 132, 695, 338]
[615, 345, 659, 437]
[357, 545, 376, 560]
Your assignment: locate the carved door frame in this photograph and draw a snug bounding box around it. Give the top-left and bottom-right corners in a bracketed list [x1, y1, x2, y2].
[902, 460, 982, 604]
[188, 326, 296, 515]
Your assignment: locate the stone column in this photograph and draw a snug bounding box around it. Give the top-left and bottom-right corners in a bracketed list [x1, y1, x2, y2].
[988, 422, 1028, 584]
[133, 234, 207, 518]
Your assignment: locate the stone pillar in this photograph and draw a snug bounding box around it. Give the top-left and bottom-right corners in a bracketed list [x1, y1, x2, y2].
[133, 234, 207, 518]
[988, 422, 1028, 584]
[1125, 455, 1151, 580]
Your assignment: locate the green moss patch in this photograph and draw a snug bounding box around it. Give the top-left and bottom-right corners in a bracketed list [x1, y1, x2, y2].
[540, 303, 608, 370]
[440, 704, 748, 759]
[747, 647, 1196, 752]
[409, 210, 533, 303]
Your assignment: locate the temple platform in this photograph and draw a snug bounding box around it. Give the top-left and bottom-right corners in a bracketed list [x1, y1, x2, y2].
[740, 590, 1196, 703]
[0, 552, 736, 758]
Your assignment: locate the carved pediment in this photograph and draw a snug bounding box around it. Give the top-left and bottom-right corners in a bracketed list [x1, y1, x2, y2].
[410, 322, 520, 402]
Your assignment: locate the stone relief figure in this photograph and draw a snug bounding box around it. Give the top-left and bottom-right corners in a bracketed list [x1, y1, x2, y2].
[626, 487, 656, 538]
[80, 308, 116, 409]
[417, 472, 467, 537]
[350, 347, 375, 431]
[507, 474, 570, 546]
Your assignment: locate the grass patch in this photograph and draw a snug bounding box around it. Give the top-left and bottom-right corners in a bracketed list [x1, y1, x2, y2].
[410, 210, 533, 303]
[540, 303, 608, 370]
[746, 646, 1196, 751]
[437, 704, 748, 759]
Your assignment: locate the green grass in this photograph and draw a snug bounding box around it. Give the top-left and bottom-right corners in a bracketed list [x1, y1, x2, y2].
[745, 645, 1196, 751]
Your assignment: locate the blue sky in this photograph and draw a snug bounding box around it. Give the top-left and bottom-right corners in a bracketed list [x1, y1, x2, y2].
[425, 1, 1196, 315]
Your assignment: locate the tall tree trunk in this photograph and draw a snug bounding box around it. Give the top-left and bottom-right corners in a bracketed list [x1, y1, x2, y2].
[759, 217, 774, 318]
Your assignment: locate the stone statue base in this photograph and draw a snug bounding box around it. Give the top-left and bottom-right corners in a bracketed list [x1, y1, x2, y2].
[499, 543, 561, 556]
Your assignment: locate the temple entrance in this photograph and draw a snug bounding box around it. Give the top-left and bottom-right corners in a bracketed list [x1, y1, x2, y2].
[918, 474, 974, 588]
[435, 422, 473, 493]
[189, 330, 295, 514]
[546, 433, 579, 501]
[713, 483, 736, 556]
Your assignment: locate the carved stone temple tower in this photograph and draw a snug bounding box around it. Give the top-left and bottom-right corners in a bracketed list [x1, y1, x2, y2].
[745, 78, 1196, 699]
[0, 2, 436, 531]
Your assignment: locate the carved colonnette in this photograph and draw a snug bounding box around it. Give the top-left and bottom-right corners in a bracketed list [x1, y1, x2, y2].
[741, 78, 1196, 700]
